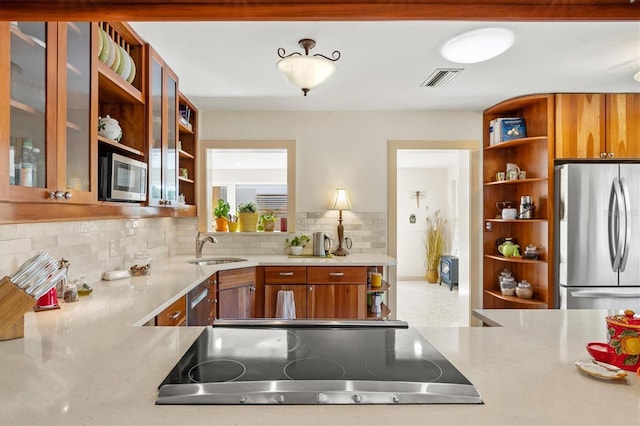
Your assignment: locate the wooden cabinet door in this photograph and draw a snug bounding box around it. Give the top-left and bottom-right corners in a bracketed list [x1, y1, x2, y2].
[216, 267, 256, 319]
[264, 284, 308, 318]
[606, 93, 640, 159]
[307, 284, 364, 319]
[218, 285, 255, 319]
[555, 93, 606, 159]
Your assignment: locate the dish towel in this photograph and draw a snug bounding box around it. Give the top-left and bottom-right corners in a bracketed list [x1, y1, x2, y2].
[275, 290, 296, 319]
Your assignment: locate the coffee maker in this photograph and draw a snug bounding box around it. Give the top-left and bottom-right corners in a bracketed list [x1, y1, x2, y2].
[519, 195, 534, 219]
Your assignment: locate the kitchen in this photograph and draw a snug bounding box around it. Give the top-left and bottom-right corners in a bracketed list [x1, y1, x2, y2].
[1, 1, 640, 424]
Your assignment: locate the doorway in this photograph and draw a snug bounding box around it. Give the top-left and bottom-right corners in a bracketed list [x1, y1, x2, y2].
[388, 140, 481, 327]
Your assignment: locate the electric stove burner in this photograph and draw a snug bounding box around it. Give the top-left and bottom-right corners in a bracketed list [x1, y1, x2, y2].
[188, 359, 246, 383]
[158, 322, 482, 405]
[284, 358, 345, 380]
[365, 354, 443, 382]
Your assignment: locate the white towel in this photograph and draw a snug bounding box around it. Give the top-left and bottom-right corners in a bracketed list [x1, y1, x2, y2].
[275, 290, 296, 319]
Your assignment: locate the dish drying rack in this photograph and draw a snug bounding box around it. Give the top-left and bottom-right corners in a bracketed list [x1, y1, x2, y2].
[0, 251, 67, 341]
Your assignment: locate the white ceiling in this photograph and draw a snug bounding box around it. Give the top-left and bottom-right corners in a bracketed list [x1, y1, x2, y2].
[130, 20, 640, 112]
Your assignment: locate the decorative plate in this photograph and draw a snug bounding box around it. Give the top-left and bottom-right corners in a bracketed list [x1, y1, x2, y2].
[126, 56, 136, 84]
[575, 360, 627, 380]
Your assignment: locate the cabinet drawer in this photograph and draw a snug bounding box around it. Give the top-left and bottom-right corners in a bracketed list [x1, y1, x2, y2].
[156, 296, 186, 326]
[264, 266, 307, 284]
[307, 267, 367, 284]
[217, 267, 256, 290]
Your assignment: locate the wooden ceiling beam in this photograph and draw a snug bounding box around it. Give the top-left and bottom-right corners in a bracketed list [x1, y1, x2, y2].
[0, 0, 638, 21]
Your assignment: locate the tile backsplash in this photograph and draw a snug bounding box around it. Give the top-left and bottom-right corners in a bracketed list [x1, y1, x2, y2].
[0, 211, 386, 284]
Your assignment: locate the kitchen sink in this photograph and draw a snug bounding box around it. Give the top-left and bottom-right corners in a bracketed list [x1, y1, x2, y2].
[187, 257, 247, 266]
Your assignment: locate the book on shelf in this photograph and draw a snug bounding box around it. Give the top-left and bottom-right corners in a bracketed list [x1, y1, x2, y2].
[490, 117, 527, 144]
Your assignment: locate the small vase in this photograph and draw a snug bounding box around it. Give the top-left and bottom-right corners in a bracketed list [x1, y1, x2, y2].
[426, 269, 439, 284]
[290, 246, 303, 256]
[228, 222, 238, 232]
[214, 217, 228, 232]
[264, 220, 276, 232]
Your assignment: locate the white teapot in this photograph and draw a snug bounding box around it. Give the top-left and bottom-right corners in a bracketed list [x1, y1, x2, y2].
[98, 115, 123, 142]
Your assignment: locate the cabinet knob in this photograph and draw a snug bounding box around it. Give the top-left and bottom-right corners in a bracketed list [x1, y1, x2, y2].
[309, 286, 313, 292]
[50, 190, 66, 200]
[169, 310, 182, 320]
[64, 191, 72, 200]
[608, 152, 615, 158]
[600, 152, 607, 158]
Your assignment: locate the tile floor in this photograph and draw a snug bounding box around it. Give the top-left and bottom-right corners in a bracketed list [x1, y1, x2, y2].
[395, 280, 460, 327]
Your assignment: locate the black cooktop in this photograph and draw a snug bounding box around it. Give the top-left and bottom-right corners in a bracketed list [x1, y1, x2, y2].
[157, 321, 482, 405]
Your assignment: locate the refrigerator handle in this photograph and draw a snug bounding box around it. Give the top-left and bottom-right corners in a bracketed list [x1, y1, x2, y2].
[608, 178, 624, 272]
[619, 177, 631, 272]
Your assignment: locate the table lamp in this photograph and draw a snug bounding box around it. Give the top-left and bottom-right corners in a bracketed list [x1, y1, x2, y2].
[330, 188, 352, 256]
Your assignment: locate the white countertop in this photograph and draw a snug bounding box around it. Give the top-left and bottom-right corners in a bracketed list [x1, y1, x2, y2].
[1, 256, 638, 425]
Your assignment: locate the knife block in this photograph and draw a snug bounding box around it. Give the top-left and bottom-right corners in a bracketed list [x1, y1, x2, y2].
[0, 276, 36, 341]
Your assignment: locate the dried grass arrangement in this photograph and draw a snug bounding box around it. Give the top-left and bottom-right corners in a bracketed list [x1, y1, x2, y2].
[426, 210, 447, 282]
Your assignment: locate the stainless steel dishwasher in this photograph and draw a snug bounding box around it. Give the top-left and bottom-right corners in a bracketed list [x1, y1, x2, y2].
[187, 281, 211, 326]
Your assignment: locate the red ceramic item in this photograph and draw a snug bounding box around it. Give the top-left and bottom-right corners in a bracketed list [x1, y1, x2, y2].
[587, 310, 640, 372]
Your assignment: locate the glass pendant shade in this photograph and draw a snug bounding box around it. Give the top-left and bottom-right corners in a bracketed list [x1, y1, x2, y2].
[277, 55, 337, 92]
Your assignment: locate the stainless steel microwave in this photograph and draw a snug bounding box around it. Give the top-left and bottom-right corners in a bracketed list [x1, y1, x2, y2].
[98, 150, 147, 202]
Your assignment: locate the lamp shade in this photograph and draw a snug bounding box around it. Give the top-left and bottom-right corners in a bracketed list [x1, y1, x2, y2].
[277, 55, 337, 92]
[330, 188, 352, 211]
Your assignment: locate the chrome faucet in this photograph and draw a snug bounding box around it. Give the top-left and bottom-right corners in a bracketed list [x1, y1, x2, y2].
[195, 232, 217, 258]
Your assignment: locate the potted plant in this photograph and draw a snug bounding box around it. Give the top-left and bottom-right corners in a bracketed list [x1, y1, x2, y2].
[213, 199, 230, 232]
[259, 210, 277, 232]
[285, 234, 310, 256]
[425, 210, 447, 283]
[237, 202, 258, 232]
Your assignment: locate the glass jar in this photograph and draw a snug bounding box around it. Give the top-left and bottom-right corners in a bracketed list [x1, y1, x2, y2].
[63, 280, 78, 303]
[516, 280, 533, 299]
[524, 244, 540, 260]
[500, 275, 516, 296]
[130, 251, 152, 276]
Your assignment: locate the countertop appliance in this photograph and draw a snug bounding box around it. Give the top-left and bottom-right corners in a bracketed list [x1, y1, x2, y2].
[157, 320, 482, 405]
[555, 163, 640, 309]
[98, 149, 147, 202]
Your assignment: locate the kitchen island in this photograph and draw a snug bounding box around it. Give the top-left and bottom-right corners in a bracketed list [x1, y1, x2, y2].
[0, 255, 638, 425]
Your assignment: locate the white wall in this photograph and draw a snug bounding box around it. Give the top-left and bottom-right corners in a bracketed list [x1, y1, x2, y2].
[396, 167, 450, 279]
[199, 111, 481, 213]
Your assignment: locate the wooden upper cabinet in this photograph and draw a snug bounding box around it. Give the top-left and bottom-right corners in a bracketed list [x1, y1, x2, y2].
[1, 22, 96, 203]
[555, 93, 606, 159]
[606, 93, 640, 159]
[555, 93, 639, 159]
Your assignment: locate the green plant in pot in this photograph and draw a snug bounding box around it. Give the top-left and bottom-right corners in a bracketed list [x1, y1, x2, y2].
[213, 199, 231, 232]
[425, 209, 447, 283]
[237, 202, 258, 232]
[285, 234, 310, 255]
[259, 210, 277, 232]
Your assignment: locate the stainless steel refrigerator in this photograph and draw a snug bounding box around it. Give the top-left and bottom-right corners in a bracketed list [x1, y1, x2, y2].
[555, 163, 640, 309]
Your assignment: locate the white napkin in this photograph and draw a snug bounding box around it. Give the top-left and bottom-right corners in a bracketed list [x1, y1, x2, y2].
[275, 290, 296, 319]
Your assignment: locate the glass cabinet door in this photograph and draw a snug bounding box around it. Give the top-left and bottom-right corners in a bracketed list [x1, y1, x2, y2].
[62, 22, 93, 202]
[6, 22, 54, 199]
[148, 55, 163, 207]
[147, 48, 180, 207]
[165, 72, 178, 206]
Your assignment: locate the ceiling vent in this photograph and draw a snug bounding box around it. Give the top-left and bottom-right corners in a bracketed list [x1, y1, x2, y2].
[420, 68, 463, 88]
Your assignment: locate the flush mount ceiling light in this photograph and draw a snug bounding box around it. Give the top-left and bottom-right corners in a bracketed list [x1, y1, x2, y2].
[277, 38, 341, 96]
[441, 28, 514, 64]
[635, 71, 640, 82]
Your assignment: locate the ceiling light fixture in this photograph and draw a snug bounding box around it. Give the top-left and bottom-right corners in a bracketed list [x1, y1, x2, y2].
[634, 71, 640, 82]
[277, 38, 341, 96]
[441, 28, 514, 64]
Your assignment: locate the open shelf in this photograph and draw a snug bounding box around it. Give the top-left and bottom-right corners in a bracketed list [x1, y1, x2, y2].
[98, 62, 144, 104]
[367, 303, 391, 320]
[484, 136, 548, 151]
[98, 135, 144, 157]
[178, 149, 194, 160]
[484, 254, 546, 264]
[366, 281, 391, 293]
[484, 290, 548, 308]
[484, 177, 547, 186]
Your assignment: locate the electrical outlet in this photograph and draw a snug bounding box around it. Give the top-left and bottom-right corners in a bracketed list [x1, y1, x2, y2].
[485, 221, 492, 232]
